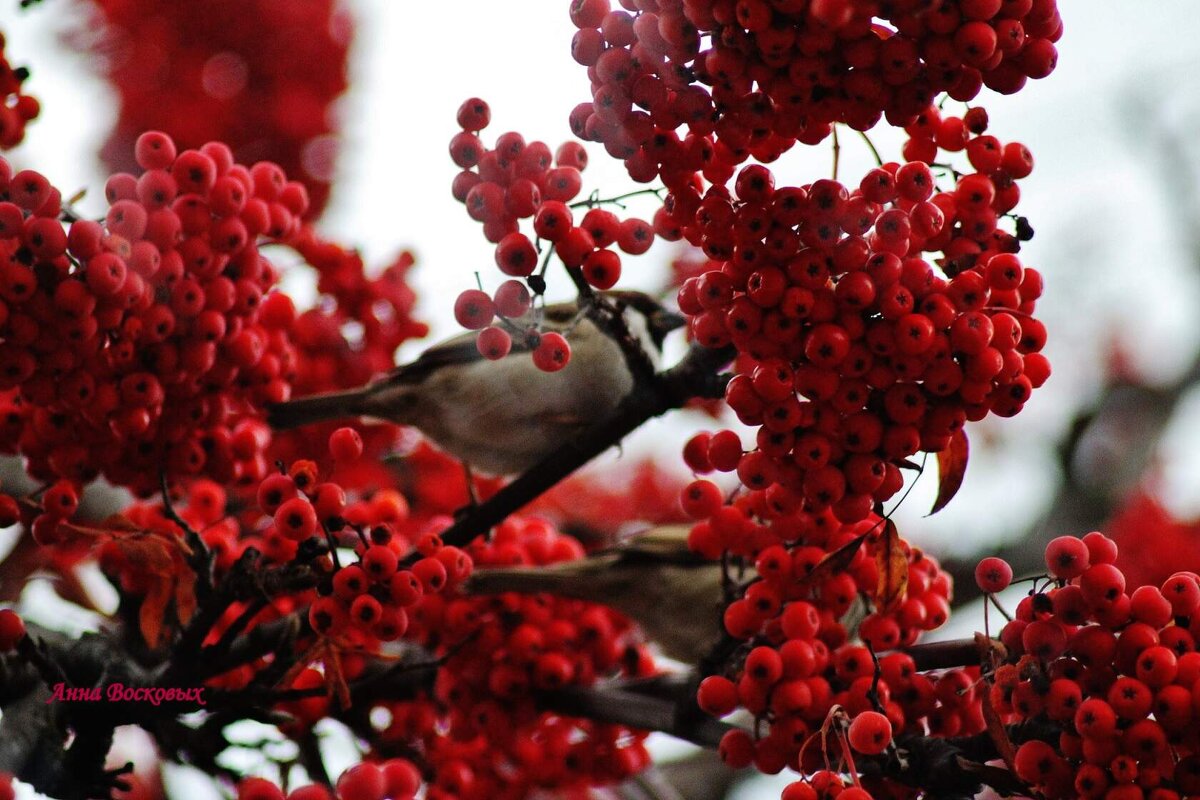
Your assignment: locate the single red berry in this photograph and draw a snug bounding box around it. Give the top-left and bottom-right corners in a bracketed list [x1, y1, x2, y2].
[43, 480, 79, 519]
[328, 427, 363, 462]
[275, 496, 318, 541]
[975, 556, 1013, 593]
[493, 232, 539, 277]
[1044, 536, 1089, 579]
[0, 609, 25, 650]
[381, 759, 421, 799]
[456, 98, 491, 131]
[680, 479, 723, 519]
[493, 280, 532, 318]
[697, 675, 738, 716]
[532, 331, 571, 372]
[454, 289, 495, 329]
[0, 494, 19, 527]
[361, 545, 398, 582]
[238, 777, 285, 800]
[257, 473, 298, 515]
[476, 326, 512, 360]
[848, 710, 892, 754]
[335, 763, 385, 800]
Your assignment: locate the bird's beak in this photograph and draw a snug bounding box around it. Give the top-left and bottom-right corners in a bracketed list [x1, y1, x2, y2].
[653, 309, 687, 336]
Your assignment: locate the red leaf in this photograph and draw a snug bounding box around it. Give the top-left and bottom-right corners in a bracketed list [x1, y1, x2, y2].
[929, 428, 969, 516]
[806, 532, 869, 586]
[139, 579, 172, 650]
[873, 519, 908, 612]
[976, 632, 1017, 772]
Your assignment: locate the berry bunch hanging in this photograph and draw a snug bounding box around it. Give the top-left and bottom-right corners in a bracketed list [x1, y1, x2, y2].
[567, 0, 1062, 185]
[674, 107, 1047, 526]
[973, 534, 1200, 800]
[0, 34, 37, 150]
[78, 0, 351, 217]
[396, 514, 654, 799]
[0, 133, 305, 495]
[448, 98, 657, 369]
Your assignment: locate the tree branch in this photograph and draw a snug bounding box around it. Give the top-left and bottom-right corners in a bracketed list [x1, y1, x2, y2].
[430, 342, 735, 552]
[535, 683, 739, 749]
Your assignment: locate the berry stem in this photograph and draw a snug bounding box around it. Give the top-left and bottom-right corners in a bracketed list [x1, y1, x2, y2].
[831, 124, 841, 182]
[159, 471, 213, 601]
[567, 187, 664, 210]
[857, 130, 884, 167]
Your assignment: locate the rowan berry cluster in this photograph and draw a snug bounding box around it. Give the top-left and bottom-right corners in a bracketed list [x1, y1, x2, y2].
[391, 515, 654, 799]
[236, 758, 421, 800]
[0, 35, 37, 150]
[268, 231, 427, 478]
[674, 109, 1047, 525]
[976, 533, 1200, 799]
[0, 134, 305, 495]
[449, 97, 656, 370]
[686, 499, 958, 783]
[567, 0, 1061, 185]
[79, 0, 350, 216]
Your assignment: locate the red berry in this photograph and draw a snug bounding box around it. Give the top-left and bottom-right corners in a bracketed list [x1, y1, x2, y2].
[848, 710, 892, 754]
[0, 609, 25, 650]
[975, 556, 1013, 593]
[493, 232, 539, 277]
[238, 777, 285, 800]
[493, 280, 532, 318]
[680, 479, 723, 519]
[1044, 536, 1089, 579]
[335, 763, 385, 800]
[275, 496, 318, 541]
[456, 98, 491, 131]
[476, 326, 513, 360]
[532, 331, 571, 372]
[328, 427, 363, 462]
[454, 289, 495, 330]
[697, 675, 738, 716]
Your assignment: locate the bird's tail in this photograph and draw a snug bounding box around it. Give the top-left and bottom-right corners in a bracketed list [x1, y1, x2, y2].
[265, 387, 372, 430]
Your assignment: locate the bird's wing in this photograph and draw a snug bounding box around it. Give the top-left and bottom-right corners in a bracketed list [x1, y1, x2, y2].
[612, 524, 710, 566]
[382, 304, 580, 386]
[383, 329, 495, 386]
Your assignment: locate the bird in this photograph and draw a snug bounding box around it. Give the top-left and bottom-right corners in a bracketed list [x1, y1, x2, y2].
[266, 291, 686, 476]
[461, 524, 726, 665]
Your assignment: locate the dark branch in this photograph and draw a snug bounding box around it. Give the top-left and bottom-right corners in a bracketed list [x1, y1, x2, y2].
[428, 342, 735, 552]
[536, 683, 738, 749]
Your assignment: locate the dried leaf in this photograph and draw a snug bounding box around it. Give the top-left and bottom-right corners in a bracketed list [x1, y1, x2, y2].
[873, 519, 908, 612]
[116, 536, 174, 572]
[806, 532, 869, 586]
[929, 429, 969, 516]
[101, 513, 144, 533]
[976, 632, 1017, 772]
[174, 566, 197, 627]
[51, 569, 103, 612]
[139, 579, 172, 649]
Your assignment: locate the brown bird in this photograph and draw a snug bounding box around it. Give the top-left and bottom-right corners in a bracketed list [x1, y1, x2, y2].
[266, 291, 684, 476]
[462, 524, 726, 664]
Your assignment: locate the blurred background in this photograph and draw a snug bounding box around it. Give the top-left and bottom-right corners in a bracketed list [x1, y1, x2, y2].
[3, 1, 1200, 797]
